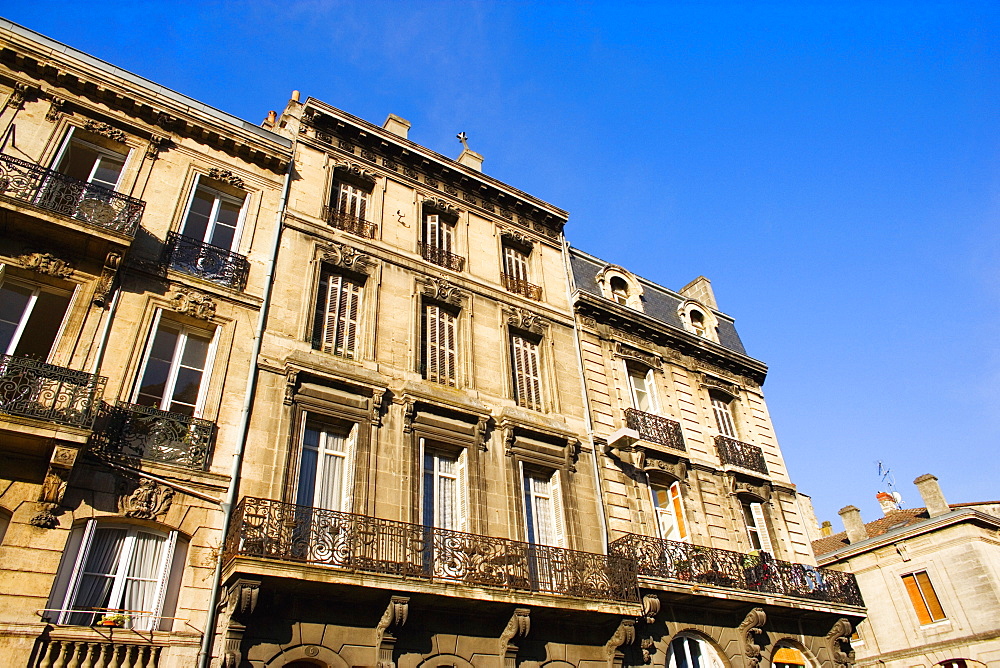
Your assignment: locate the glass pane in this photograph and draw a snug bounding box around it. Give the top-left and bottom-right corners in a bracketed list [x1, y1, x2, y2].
[297, 438, 319, 507]
[136, 359, 171, 407]
[91, 155, 124, 189]
[0, 283, 33, 354]
[170, 366, 204, 406]
[179, 333, 210, 369]
[182, 190, 214, 241]
[57, 142, 98, 181]
[13, 290, 71, 360]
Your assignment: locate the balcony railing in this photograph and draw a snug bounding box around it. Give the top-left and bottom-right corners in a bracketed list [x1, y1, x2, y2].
[715, 435, 768, 474]
[0, 153, 144, 236]
[418, 242, 465, 272]
[609, 533, 863, 606]
[92, 401, 215, 470]
[32, 638, 163, 668]
[324, 207, 377, 239]
[162, 231, 250, 291]
[226, 497, 639, 604]
[0, 355, 106, 428]
[624, 409, 686, 452]
[502, 274, 542, 300]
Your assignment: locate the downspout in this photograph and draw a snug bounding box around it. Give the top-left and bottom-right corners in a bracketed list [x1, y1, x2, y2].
[197, 156, 292, 668]
[560, 236, 610, 551]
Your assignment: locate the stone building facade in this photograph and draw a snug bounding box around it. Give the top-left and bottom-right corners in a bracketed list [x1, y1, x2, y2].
[814, 476, 1000, 668]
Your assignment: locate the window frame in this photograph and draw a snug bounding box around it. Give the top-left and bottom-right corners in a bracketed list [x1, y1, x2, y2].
[312, 266, 364, 359]
[421, 301, 459, 387]
[294, 414, 358, 514]
[419, 439, 469, 532]
[510, 330, 543, 412]
[650, 479, 687, 542]
[179, 175, 249, 253]
[665, 634, 724, 668]
[627, 363, 659, 415]
[520, 463, 567, 548]
[710, 390, 738, 438]
[741, 497, 774, 554]
[0, 267, 75, 361]
[50, 127, 130, 191]
[333, 180, 371, 221]
[902, 570, 947, 625]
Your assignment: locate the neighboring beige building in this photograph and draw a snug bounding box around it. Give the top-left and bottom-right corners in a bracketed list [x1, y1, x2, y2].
[569, 250, 865, 668]
[813, 476, 1000, 668]
[0, 19, 292, 667]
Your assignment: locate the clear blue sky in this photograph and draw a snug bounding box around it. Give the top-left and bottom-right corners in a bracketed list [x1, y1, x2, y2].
[7, 2, 997, 529]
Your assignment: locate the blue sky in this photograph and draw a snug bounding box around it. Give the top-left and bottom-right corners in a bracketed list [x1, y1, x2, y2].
[7, 1, 998, 529]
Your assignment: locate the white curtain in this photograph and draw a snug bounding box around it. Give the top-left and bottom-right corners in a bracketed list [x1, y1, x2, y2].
[70, 528, 126, 625]
[316, 430, 346, 512]
[123, 531, 166, 630]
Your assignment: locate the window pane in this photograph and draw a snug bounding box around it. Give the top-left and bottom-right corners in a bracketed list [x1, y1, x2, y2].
[182, 190, 214, 241]
[179, 332, 210, 369]
[123, 532, 166, 628]
[0, 283, 33, 354]
[170, 367, 204, 409]
[70, 528, 127, 624]
[13, 290, 71, 360]
[57, 142, 99, 181]
[135, 358, 171, 407]
[91, 154, 125, 189]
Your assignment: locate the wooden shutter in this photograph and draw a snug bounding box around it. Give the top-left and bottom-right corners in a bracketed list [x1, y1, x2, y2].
[456, 449, 469, 532]
[338, 182, 368, 220]
[58, 519, 98, 624]
[504, 246, 529, 281]
[550, 471, 567, 548]
[669, 482, 687, 540]
[340, 425, 358, 514]
[322, 273, 362, 358]
[424, 304, 457, 386]
[511, 334, 542, 411]
[424, 214, 440, 248]
[750, 502, 774, 554]
[147, 530, 178, 632]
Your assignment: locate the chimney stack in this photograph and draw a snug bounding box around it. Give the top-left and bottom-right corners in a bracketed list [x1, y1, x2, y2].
[383, 114, 411, 139]
[876, 491, 899, 515]
[839, 505, 868, 543]
[820, 520, 833, 537]
[914, 474, 950, 518]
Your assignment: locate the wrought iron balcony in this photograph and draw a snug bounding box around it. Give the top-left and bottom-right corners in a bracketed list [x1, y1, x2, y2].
[418, 242, 465, 272]
[226, 497, 639, 604]
[624, 409, 686, 452]
[323, 206, 377, 239]
[92, 401, 215, 470]
[0, 355, 106, 428]
[0, 153, 144, 236]
[715, 435, 768, 474]
[162, 231, 250, 291]
[502, 274, 542, 300]
[609, 533, 863, 607]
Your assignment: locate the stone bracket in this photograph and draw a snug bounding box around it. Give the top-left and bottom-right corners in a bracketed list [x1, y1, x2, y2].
[29, 444, 79, 529]
[604, 618, 636, 668]
[738, 607, 766, 668]
[374, 595, 409, 668]
[222, 578, 261, 668]
[499, 607, 530, 668]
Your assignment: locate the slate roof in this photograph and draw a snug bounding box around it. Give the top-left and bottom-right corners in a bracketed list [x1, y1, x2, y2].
[569, 248, 748, 356]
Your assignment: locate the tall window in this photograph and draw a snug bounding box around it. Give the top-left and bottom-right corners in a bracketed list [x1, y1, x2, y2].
[134, 319, 214, 416]
[312, 269, 363, 359]
[423, 214, 455, 254]
[503, 245, 530, 283]
[651, 480, 687, 541]
[665, 635, 723, 668]
[422, 303, 457, 387]
[52, 133, 127, 191]
[511, 333, 542, 411]
[628, 366, 657, 414]
[58, 521, 178, 631]
[741, 499, 774, 554]
[334, 181, 369, 221]
[296, 420, 355, 512]
[902, 571, 946, 624]
[422, 447, 467, 531]
[181, 182, 245, 251]
[0, 275, 72, 360]
[711, 392, 737, 438]
[523, 470, 565, 547]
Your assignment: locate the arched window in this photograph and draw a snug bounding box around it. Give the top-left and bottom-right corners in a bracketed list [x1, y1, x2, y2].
[609, 276, 629, 305]
[689, 309, 707, 337]
[665, 635, 724, 668]
[773, 644, 810, 668]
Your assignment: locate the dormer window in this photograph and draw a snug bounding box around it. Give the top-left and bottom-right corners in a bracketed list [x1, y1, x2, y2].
[596, 265, 643, 311]
[679, 300, 719, 342]
[689, 309, 707, 337]
[609, 277, 629, 305]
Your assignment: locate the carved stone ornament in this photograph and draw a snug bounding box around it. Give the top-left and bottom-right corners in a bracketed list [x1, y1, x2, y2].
[83, 120, 127, 143]
[223, 578, 261, 668]
[604, 618, 636, 668]
[46, 97, 65, 122]
[422, 196, 460, 215]
[499, 608, 530, 668]
[701, 372, 741, 397]
[729, 473, 772, 501]
[739, 607, 767, 668]
[322, 240, 371, 274]
[475, 415, 489, 452]
[92, 251, 122, 307]
[418, 275, 467, 306]
[52, 445, 79, 468]
[146, 135, 171, 159]
[505, 306, 547, 335]
[639, 452, 688, 481]
[640, 638, 656, 665]
[333, 159, 378, 183]
[826, 618, 856, 668]
[171, 287, 217, 320]
[207, 168, 245, 189]
[6, 83, 29, 109]
[374, 596, 409, 668]
[118, 478, 174, 519]
[615, 342, 661, 369]
[499, 226, 534, 250]
[17, 252, 74, 278]
[29, 467, 71, 528]
[402, 400, 416, 434]
[641, 593, 660, 624]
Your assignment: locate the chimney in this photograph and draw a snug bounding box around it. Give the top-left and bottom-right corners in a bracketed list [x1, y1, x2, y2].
[820, 520, 833, 537]
[914, 474, 950, 518]
[383, 114, 411, 139]
[457, 148, 484, 171]
[839, 505, 868, 543]
[876, 491, 899, 515]
[679, 276, 718, 310]
[262, 110, 277, 129]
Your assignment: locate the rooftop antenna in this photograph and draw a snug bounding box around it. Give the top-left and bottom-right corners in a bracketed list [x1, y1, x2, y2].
[877, 461, 904, 507]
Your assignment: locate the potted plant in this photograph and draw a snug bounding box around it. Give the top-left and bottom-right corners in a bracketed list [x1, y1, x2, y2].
[97, 612, 130, 628]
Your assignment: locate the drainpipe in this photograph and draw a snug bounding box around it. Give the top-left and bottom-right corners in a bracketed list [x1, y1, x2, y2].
[197, 156, 292, 668]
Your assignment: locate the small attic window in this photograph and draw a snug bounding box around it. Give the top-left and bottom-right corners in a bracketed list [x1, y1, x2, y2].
[679, 300, 719, 343]
[689, 309, 707, 337]
[596, 265, 644, 311]
[609, 277, 629, 305]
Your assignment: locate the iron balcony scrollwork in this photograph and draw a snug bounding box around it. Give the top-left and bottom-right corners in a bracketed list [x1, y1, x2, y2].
[418, 242, 465, 272]
[93, 401, 216, 470]
[323, 206, 378, 239]
[162, 231, 250, 291]
[0, 355, 106, 428]
[501, 274, 542, 301]
[0, 153, 145, 236]
[625, 409, 686, 452]
[715, 435, 768, 474]
[225, 497, 639, 604]
[609, 533, 863, 607]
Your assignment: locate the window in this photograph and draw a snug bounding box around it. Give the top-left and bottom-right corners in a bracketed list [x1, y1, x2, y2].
[651, 480, 687, 541]
[510, 333, 542, 411]
[711, 392, 737, 438]
[689, 309, 707, 337]
[312, 268, 363, 359]
[741, 499, 774, 554]
[422, 303, 457, 387]
[609, 276, 629, 305]
[523, 469, 565, 547]
[134, 317, 215, 416]
[902, 571, 946, 624]
[422, 446, 467, 531]
[628, 366, 658, 414]
[0, 273, 72, 360]
[181, 182, 246, 252]
[503, 246, 530, 283]
[665, 635, 724, 668]
[52, 132, 127, 191]
[295, 419, 356, 513]
[420, 214, 463, 270]
[334, 181, 369, 222]
[58, 521, 179, 631]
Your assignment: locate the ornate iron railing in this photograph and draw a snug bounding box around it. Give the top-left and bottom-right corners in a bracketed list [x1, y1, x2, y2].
[323, 207, 377, 238]
[715, 435, 768, 474]
[32, 638, 163, 668]
[0, 355, 106, 428]
[418, 242, 465, 272]
[624, 409, 686, 452]
[502, 274, 542, 300]
[162, 231, 250, 291]
[0, 153, 144, 236]
[226, 497, 639, 603]
[92, 401, 215, 470]
[609, 533, 863, 606]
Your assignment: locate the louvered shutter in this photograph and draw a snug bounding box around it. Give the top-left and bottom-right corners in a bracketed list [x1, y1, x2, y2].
[425, 215, 440, 248]
[338, 182, 368, 219]
[511, 334, 541, 411]
[340, 426, 358, 513]
[334, 277, 361, 358]
[324, 274, 343, 354]
[456, 449, 469, 532]
[550, 471, 567, 548]
[712, 396, 737, 437]
[425, 304, 439, 382]
[750, 502, 774, 554]
[58, 519, 98, 624]
[504, 246, 529, 281]
[146, 530, 178, 632]
[424, 304, 457, 386]
[442, 308, 456, 386]
[669, 482, 687, 540]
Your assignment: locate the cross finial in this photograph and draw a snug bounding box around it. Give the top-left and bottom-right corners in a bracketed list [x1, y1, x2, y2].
[457, 132, 469, 150]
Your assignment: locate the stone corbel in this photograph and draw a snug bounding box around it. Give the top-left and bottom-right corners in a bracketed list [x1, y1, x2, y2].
[475, 415, 489, 452]
[401, 399, 416, 433]
[146, 134, 171, 160]
[502, 424, 516, 458]
[373, 596, 409, 668]
[421, 196, 461, 215]
[222, 578, 261, 668]
[371, 389, 387, 427]
[45, 96, 65, 122]
[566, 438, 581, 473]
[728, 472, 772, 502]
[604, 618, 636, 668]
[641, 594, 660, 624]
[322, 240, 372, 274]
[92, 252, 122, 307]
[118, 478, 174, 519]
[28, 445, 79, 529]
[417, 275, 467, 307]
[283, 370, 299, 405]
[498, 608, 530, 668]
[826, 618, 856, 668]
[6, 83, 31, 110]
[504, 306, 547, 336]
[738, 607, 766, 668]
[17, 252, 74, 278]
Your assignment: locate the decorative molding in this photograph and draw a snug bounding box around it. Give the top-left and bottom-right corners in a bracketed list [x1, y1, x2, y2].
[17, 252, 74, 278]
[321, 240, 372, 274]
[421, 196, 461, 215]
[498, 608, 530, 668]
[615, 342, 661, 369]
[283, 370, 299, 406]
[118, 478, 174, 519]
[374, 596, 409, 668]
[475, 415, 489, 452]
[371, 389, 386, 427]
[739, 607, 767, 668]
[146, 135, 171, 159]
[207, 168, 245, 189]
[83, 120, 127, 143]
[499, 226, 534, 250]
[6, 83, 30, 109]
[640, 453, 688, 481]
[45, 97, 65, 122]
[223, 578, 261, 668]
[640, 593, 660, 624]
[417, 275, 467, 306]
[826, 618, 856, 668]
[700, 372, 741, 397]
[92, 251, 122, 307]
[729, 472, 772, 501]
[170, 287, 217, 320]
[402, 399, 416, 434]
[504, 306, 547, 335]
[604, 618, 636, 668]
[333, 158, 379, 183]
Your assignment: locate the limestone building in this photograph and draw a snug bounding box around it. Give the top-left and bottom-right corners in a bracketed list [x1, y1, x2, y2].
[814, 475, 1000, 668]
